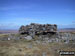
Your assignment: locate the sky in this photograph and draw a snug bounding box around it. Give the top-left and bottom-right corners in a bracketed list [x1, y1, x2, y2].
[0, 0, 75, 29]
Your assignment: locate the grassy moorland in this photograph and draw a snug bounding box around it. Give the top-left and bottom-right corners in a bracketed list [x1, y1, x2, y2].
[0, 33, 75, 56]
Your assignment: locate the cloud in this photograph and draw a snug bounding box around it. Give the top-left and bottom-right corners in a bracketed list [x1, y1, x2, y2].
[58, 24, 75, 29]
[21, 18, 45, 23]
[0, 23, 20, 29]
[64, 9, 75, 13]
[0, 6, 30, 10]
[72, 21, 75, 24]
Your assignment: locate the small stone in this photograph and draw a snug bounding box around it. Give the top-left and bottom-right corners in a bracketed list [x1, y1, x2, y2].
[25, 36, 32, 40]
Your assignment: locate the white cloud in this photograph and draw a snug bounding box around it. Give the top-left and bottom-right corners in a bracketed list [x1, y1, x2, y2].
[0, 23, 20, 29]
[58, 24, 75, 28]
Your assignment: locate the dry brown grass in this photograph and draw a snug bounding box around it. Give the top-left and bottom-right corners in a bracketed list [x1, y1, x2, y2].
[0, 33, 75, 56]
[0, 40, 60, 56]
[0, 40, 75, 56]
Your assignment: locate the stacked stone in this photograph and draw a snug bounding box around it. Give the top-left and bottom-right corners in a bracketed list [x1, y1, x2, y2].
[19, 23, 57, 35]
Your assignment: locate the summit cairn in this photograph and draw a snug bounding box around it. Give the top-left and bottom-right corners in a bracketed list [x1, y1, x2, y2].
[19, 23, 57, 35]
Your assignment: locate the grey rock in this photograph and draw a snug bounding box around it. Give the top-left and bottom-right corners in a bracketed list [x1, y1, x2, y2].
[24, 36, 32, 40]
[19, 23, 57, 35]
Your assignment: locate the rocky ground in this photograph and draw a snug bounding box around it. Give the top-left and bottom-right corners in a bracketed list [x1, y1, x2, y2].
[0, 32, 75, 56]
